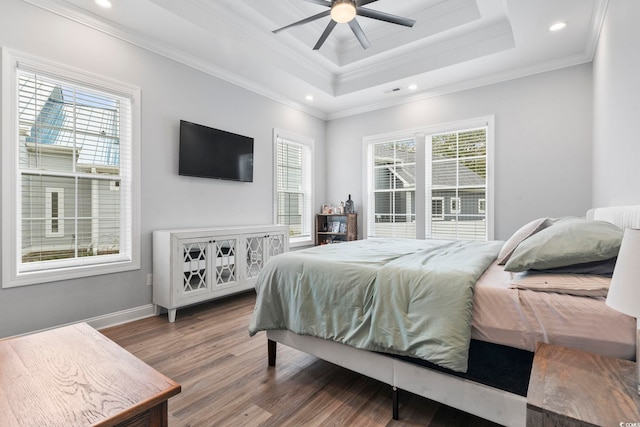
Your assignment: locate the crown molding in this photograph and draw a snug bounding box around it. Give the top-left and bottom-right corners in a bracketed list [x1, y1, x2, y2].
[22, 0, 329, 120]
[334, 17, 514, 96]
[584, 0, 609, 59]
[170, 0, 337, 86]
[20, 0, 607, 123]
[327, 51, 593, 120]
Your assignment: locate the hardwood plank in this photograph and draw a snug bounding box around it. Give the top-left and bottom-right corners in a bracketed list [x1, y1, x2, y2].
[102, 291, 501, 426]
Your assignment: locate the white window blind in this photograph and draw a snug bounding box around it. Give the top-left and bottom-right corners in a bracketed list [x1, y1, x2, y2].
[366, 138, 416, 238]
[2, 49, 140, 287]
[427, 127, 488, 241]
[365, 119, 492, 242]
[274, 131, 313, 245]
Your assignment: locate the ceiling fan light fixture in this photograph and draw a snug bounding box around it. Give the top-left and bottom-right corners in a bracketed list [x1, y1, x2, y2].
[331, 0, 356, 24]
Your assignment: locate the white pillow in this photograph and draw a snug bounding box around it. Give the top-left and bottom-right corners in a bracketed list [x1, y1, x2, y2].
[497, 218, 552, 265]
[509, 273, 610, 297]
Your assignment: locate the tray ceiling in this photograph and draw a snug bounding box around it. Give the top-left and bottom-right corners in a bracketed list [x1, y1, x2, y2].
[25, 0, 607, 119]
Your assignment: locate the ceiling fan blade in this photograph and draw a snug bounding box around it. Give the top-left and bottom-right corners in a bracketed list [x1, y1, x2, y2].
[273, 10, 331, 34]
[348, 19, 370, 49]
[356, 7, 416, 27]
[299, 0, 332, 6]
[356, 0, 379, 5]
[313, 20, 338, 50]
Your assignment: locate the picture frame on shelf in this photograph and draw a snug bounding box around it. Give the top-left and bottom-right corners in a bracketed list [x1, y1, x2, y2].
[339, 223, 346, 233]
[331, 222, 340, 233]
[322, 204, 332, 214]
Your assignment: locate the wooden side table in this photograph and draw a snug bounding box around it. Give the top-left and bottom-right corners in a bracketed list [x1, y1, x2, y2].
[0, 322, 181, 426]
[527, 343, 640, 426]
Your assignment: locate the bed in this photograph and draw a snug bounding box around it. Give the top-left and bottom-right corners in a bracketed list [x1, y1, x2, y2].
[249, 205, 640, 426]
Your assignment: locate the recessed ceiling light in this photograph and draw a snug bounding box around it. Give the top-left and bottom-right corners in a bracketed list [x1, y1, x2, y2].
[408, 84, 418, 90]
[549, 22, 567, 32]
[95, 0, 112, 8]
[305, 95, 314, 102]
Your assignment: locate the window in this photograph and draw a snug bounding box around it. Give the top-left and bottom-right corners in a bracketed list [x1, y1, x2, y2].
[450, 197, 461, 214]
[45, 187, 64, 237]
[365, 117, 493, 241]
[1, 48, 140, 287]
[432, 197, 444, 220]
[478, 199, 486, 214]
[366, 138, 416, 238]
[429, 127, 489, 241]
[273, 129, 313, 247]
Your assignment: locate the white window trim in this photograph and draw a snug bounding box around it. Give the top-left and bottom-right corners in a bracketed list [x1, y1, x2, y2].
[362, 116, 494, 241]
[1, 47, 141, 287]
[272, 128, 314, 248]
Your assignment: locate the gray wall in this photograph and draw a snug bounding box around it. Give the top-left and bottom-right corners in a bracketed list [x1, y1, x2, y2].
[592, 0, 640, 207]
[0, 0, 326, 337]
[326, 64, 594, 240]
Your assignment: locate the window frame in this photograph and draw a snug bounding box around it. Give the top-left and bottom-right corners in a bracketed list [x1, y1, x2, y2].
[1, 48, 141, 287]
[272, 128, 314, 248]
[363, 116, 494, 241]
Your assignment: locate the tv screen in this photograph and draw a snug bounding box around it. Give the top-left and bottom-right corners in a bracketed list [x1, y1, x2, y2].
[179, 120, 254, 182]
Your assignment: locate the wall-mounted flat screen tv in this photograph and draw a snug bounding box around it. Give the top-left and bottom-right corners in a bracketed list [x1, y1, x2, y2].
[179, 120, 254, 182]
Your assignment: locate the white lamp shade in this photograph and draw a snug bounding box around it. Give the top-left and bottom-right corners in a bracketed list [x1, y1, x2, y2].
[606, 228, 640, 318]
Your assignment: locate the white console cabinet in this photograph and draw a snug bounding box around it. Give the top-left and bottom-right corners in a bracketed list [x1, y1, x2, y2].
[153, 225, 288, 322]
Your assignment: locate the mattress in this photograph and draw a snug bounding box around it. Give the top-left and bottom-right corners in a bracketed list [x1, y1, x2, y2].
[471, 260, 636, 360]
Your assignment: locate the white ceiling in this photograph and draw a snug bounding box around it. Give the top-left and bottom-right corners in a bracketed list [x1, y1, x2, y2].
[25, 0, 608, 120]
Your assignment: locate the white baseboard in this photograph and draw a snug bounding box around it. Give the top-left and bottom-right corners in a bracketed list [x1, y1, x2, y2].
[87, 304, 157, 331]
[14, 304, 157, 338]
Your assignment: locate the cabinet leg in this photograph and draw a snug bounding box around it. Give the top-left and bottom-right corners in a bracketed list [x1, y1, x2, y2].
[168, 309, 176, 323]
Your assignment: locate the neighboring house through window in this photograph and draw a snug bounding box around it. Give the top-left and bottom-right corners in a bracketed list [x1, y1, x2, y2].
[1, 48, 140, 287]
[273, 129, 314, 247]
[365, 117, 494, 241]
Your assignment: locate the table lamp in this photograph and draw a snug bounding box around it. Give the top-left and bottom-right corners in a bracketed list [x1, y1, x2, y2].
[606, 228, 640, 395]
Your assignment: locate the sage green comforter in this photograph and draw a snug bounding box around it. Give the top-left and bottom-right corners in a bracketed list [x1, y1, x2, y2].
[249, 238, 502, 372]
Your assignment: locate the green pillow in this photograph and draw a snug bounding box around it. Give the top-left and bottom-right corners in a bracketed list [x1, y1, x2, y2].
[503, 219, 623, 272]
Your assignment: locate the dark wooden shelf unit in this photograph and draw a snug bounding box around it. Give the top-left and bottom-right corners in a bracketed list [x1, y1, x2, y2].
[316, 213, 357, 245]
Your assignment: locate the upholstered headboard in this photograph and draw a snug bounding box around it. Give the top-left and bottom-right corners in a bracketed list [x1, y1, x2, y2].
[586, 205, 640, 230]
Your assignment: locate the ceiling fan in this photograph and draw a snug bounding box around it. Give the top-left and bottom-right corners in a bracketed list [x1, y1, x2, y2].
[273, 0, 416, 50]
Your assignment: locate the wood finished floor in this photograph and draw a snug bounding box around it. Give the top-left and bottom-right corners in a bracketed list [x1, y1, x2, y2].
[101, 292, 502, 427]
